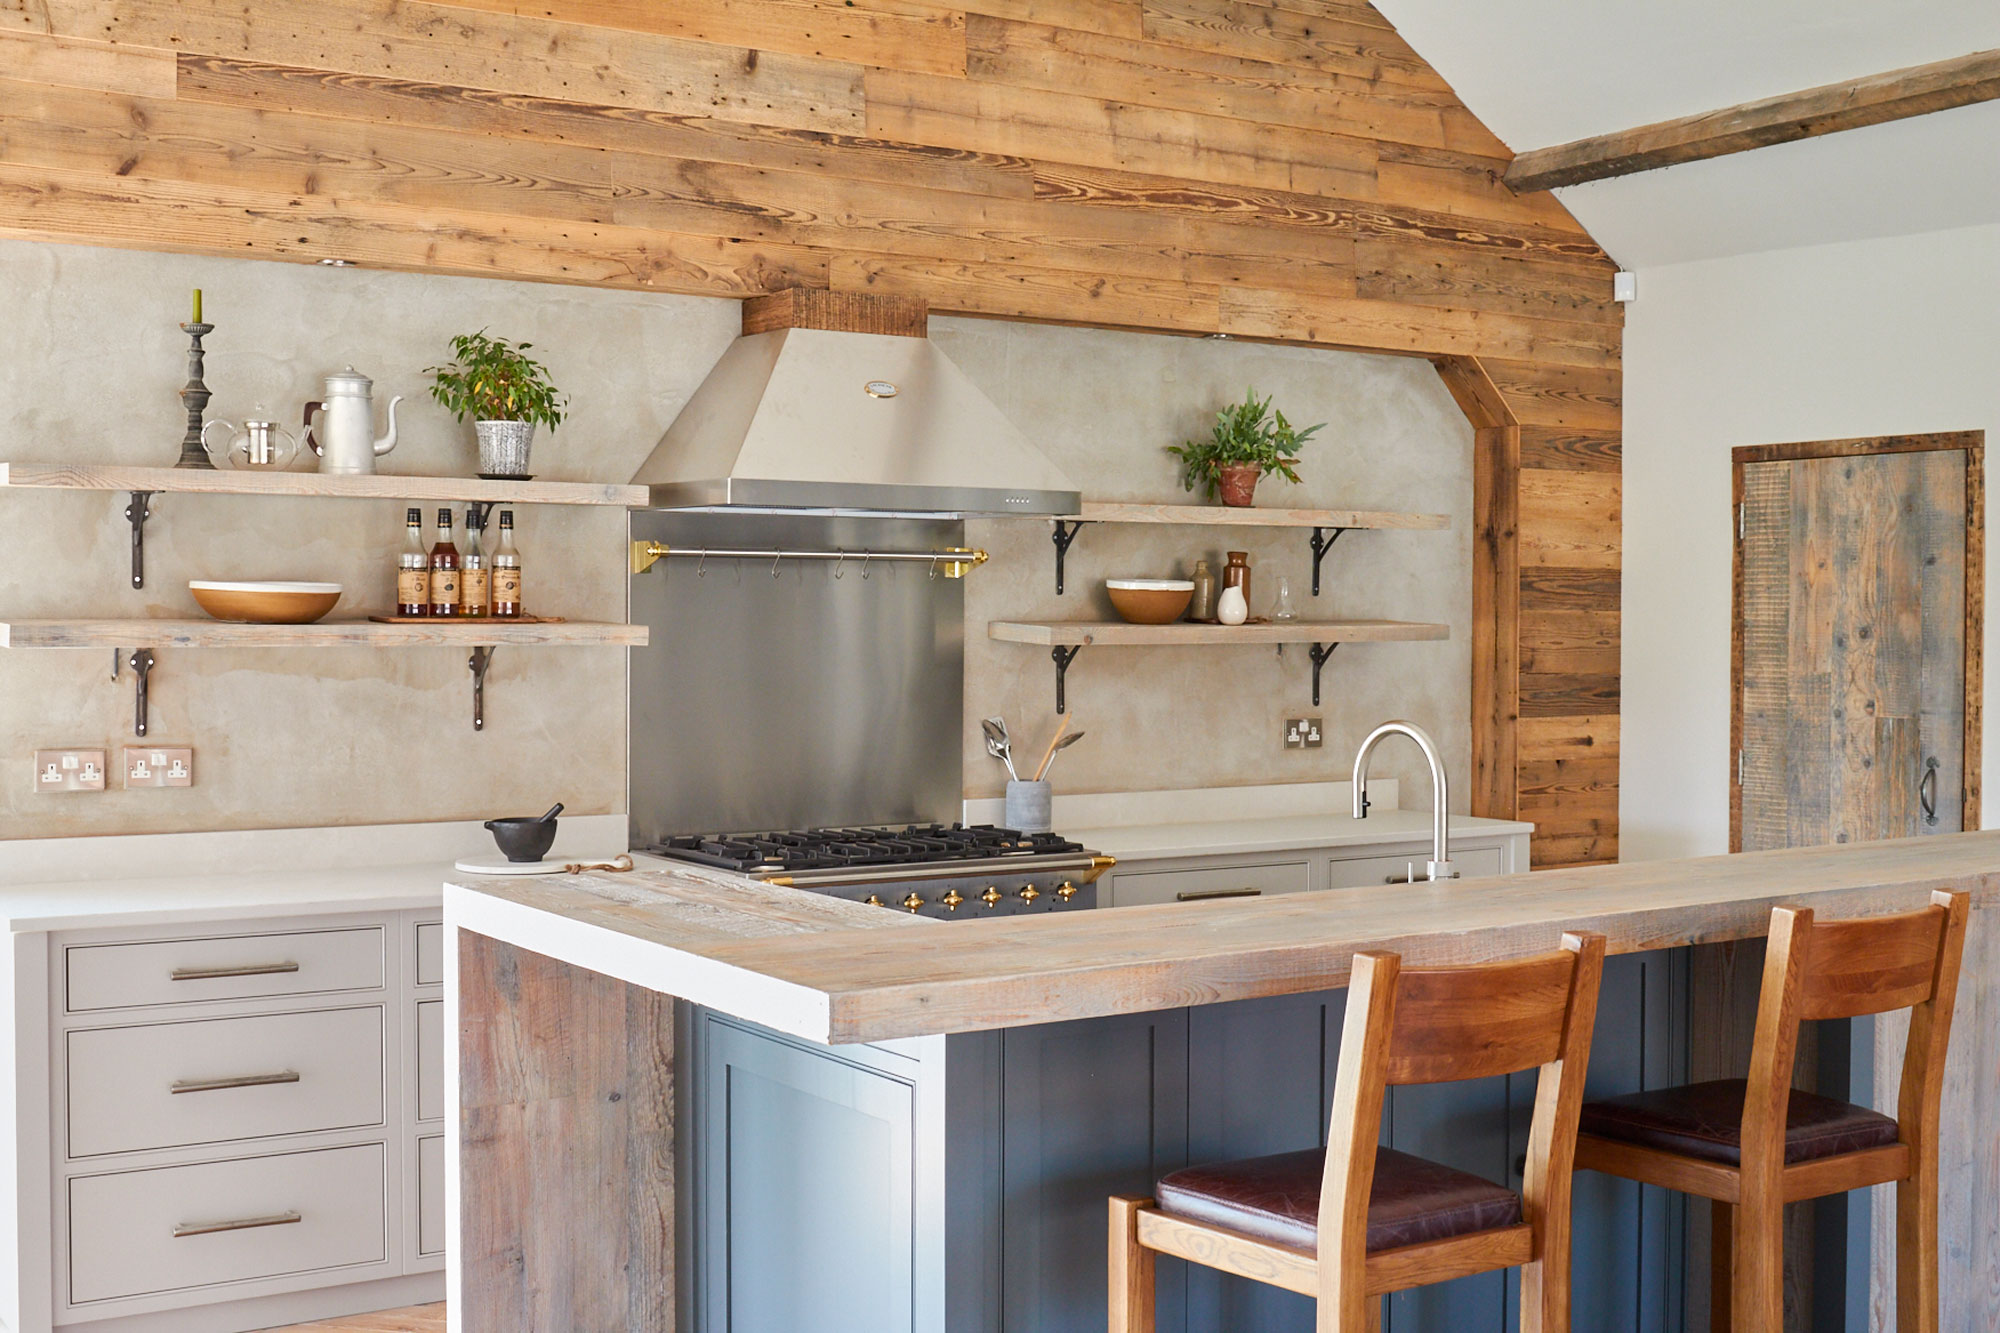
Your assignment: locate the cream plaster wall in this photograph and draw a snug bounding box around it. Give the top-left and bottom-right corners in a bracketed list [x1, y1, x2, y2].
[0, 241, 1473, 840]
[937, 318, 1475, 808]
[0, 240, 735, 838]
[1620, 221, 2000, 862]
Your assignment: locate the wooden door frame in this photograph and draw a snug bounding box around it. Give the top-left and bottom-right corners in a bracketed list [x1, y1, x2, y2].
[1729, 430, 1984, 851]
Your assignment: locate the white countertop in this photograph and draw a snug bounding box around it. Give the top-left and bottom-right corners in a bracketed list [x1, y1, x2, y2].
[0, 815, 627, 933]
[1071, 809, 1534, 862]
[963, 780, 1533, 864]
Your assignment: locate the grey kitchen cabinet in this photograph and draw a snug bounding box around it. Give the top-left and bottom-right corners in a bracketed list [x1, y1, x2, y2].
[685, 948, 1684, 1333]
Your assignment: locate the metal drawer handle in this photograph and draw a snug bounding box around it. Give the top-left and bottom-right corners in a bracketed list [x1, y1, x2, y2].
[173, 1210, 302, 1239]
[1176, 888, 1263, 902]
[170, 1071, 301, 1095]
[170, 961, 301, 981]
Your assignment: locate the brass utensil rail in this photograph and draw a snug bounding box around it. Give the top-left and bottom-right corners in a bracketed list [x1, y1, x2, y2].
[631, 541, 988, 579]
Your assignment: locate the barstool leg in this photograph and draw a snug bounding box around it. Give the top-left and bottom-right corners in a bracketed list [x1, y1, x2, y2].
[1108, 1197, 1157, 1333]
[1366, 1297, 1382, 1333]
[1897, 1159, 1940, 1333]
[1731, 1193, 1784, 1332]
[1710, 1202, 1733, 1333]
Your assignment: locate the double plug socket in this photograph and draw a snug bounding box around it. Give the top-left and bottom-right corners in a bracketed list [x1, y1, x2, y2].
[1284, 718, 1323, 750]
[32, 746, 193, 793]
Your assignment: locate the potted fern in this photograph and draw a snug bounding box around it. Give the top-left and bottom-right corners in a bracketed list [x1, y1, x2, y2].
[1167, 388, 1325, 507]
[427, 332, 567, 479]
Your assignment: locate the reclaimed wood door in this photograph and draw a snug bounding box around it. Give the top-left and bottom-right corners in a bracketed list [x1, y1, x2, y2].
[1716, 431, 1982, 1332]
[1733, 433, 1982, 851]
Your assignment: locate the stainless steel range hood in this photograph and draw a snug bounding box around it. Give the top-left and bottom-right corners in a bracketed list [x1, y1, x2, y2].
[632, 325, 1081, 516]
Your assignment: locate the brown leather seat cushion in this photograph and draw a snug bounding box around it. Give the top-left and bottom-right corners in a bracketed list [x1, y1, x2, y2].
[1580, 1079, 1900, 1166]
[1155, 1146, 1522, 1254]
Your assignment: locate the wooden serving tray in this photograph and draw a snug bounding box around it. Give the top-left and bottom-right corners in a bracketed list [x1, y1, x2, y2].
[368, 614, 563, 624]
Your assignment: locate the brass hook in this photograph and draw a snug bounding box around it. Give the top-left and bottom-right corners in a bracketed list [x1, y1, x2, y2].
[928, 552, 940, 580]
[834, 550, 845, 580]
[696, 549, 708, 578]
[861, 552, 872, 581]
[772, 549, 784, 579]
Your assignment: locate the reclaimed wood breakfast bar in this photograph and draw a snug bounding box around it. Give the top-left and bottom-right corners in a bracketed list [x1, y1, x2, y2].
[445, 834, 2000, 1333]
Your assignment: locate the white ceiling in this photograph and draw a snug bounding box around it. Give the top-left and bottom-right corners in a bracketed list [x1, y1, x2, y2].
[1373, 0, 2000, 267]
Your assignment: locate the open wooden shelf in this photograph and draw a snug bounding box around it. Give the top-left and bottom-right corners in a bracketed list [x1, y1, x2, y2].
[0, 619, 649, 649]
[989, 619, 1448, 647]
[0, 462, 645, 507]
[1074, 501, 1449, 530]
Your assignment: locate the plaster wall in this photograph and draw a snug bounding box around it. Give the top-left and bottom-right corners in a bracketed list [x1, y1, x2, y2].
[1619, 220, 2000, 861]
[0, 240, 1472, 839]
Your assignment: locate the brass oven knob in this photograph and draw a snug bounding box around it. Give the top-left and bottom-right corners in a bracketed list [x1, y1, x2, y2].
[902, 893, 926, 913]
[1055, 881, 1079, 903]
[980, 886, 1004, 908]
[864, 895, 884, 908]
[941, 889, 966, 912]
[1017, 884, 1041, 904]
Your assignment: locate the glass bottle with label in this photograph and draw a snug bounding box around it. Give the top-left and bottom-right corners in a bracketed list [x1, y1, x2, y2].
[460, 508, 490, 617]
[396, 508, 429, 617]
[428, 508, 461, 618]
[491, 510, 522, 618]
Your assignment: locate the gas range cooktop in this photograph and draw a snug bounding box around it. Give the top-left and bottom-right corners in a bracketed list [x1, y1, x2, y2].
[646, 823, 1087, 875]
[643, 824, 1111, 918]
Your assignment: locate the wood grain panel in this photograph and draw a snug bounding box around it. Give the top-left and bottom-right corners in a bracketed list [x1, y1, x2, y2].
[0, 0, 1620, 865]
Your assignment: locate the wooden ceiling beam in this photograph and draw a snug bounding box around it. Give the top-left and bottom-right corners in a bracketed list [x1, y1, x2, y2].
[1505, 47, 2000, 194]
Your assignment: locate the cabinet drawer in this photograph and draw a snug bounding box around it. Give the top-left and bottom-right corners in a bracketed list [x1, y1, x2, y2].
[68, 1007, 384, 1158]
[66, 927, 386, 1012]
[1110, 860, 1310, 908]
[414, 922, 444, 987]
[416, 999, 443, 1124]
[1324, 845, 1503, 889]
[68, 1143, 387, 1306]
[416, 1136, 445, 1257]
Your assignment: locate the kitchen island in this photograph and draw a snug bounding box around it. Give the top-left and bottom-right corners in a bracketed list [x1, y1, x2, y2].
[446, 833, 2000, 1333]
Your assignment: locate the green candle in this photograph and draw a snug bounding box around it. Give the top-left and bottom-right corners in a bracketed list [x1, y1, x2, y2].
[192, 288, 202, 325]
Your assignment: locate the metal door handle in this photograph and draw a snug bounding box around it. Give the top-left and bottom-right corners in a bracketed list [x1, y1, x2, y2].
[174, 1210, 302, 1239]
[1921, 757, 1940, 827]
[170, 1071, 301, 1095]
[1176, 888, 1262, 902]
[170, 961, 301, 981]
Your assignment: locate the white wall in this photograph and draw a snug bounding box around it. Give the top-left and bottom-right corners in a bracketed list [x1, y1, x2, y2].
[1620, 220, 2000, 861]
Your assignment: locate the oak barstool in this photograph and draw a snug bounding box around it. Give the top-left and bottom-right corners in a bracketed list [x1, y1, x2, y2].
[1110, 932, 1606, 1332]
[1574, 891, 1969, 1332]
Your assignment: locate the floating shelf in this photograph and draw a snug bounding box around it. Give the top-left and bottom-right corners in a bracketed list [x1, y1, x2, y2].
[1073, 502, 1449, 530]
[1045, 501, 1449, 596]
[0, 619, 648, 649]
[989, 619, 1449, 712]
[0, 462, 645, 507]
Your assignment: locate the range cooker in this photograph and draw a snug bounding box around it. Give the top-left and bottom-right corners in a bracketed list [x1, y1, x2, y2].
[646, 823, 1113, 919]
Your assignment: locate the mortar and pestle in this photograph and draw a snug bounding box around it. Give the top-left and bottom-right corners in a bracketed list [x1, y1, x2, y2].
[484, 802, 564, 863]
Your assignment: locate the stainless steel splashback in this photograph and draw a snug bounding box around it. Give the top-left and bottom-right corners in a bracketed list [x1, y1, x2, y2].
[628, 510, 965, 843]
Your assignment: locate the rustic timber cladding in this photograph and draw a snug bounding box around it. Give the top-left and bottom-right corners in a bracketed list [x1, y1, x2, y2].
[0, 0, 1622, 865]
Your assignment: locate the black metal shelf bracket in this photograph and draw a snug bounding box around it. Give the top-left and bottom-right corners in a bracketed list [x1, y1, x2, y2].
[469, 647, 496, 732]
[1050, 520, 1085, 595]
[1308, 642, 1339, 707]
[1051, 645, 1083, 715]
[126, 492, 154, 590]
[112, 647, 156, 737]
[1309, 526, 1347, 596]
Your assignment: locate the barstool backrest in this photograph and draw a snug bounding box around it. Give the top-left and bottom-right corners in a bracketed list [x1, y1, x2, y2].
[1384, 948, 1594, 1086]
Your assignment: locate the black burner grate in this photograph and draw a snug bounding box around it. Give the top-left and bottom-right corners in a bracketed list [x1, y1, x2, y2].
[646, 823, 1086, 874]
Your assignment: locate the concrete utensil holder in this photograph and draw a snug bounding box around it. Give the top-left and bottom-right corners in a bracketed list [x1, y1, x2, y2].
[1005, 779, 1053, 834]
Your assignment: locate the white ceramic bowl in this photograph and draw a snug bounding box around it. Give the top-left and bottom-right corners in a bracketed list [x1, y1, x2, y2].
[189, 581, 343, 624]
[1105, 579, 1196, 624]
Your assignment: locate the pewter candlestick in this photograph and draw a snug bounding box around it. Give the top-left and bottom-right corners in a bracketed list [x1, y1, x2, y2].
[176, 320, 217, 469]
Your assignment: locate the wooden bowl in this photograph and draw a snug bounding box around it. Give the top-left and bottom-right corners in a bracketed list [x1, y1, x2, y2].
[189, 581, 343, 624]
[1107, 579, 1195, 624]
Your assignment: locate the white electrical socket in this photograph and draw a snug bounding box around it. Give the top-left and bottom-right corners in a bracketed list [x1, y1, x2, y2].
[33, 748, 107, 794]
[125, 747, 194, 789]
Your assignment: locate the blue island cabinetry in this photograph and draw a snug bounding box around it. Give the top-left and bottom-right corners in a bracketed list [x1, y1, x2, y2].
[683, 952, 1685, 1333]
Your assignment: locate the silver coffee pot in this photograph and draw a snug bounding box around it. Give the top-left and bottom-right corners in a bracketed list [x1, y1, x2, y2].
[304, 367, 401, 475]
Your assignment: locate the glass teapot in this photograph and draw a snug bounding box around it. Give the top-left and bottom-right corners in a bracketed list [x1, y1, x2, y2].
[201, 416, 300, 471]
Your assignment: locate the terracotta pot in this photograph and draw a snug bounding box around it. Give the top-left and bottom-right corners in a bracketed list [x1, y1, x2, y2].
[1216, 463, 1260, 507]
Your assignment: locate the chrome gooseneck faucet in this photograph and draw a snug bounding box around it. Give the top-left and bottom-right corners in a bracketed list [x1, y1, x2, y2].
[1352, 720, 1457, 882]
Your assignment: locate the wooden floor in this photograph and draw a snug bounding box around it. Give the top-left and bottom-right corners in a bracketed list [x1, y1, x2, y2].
[264, 1304, 444, 1332]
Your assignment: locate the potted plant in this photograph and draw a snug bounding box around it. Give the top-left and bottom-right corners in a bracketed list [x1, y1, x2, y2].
[1167, 388, 1324, 507]
[427, 332, 567, 479]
